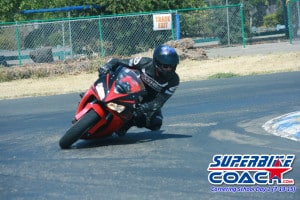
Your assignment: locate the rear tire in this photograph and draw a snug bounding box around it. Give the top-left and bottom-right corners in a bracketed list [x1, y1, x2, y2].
[59, 110, 100, 149]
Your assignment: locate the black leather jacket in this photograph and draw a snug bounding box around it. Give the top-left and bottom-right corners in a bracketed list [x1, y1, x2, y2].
[100, 57, 180, 112]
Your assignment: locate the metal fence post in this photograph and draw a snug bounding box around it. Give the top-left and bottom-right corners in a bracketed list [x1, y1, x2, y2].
[98, 16, 105, 57]
[175, 12, 180, 40]
[62, 23, 66, 60]
[15, 22, 22, 65]
[240, 4, 246, 48]
[287, 1, 293, 44]
[68, 12, 73, 58]
[226, 1, 231, 46]
[170, 12, 175, 40]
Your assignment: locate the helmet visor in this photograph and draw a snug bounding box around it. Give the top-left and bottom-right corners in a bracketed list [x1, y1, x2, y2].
[155, 60, 176, 72]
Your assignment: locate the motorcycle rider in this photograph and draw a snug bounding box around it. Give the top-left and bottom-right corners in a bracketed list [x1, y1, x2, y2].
[98, 45, 180, 136]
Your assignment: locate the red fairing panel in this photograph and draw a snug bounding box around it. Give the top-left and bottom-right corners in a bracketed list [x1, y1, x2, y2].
[75, 86, 100, 117]
[105, 82, 127, 102]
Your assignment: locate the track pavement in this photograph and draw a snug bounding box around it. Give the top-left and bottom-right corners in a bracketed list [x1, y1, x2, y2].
[0, 71, 299, 199]
[206, 40, 300, 58]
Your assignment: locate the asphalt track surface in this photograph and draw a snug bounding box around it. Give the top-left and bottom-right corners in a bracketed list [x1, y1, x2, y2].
[206, 40, 300, 58]
[1, 70, 300, 199]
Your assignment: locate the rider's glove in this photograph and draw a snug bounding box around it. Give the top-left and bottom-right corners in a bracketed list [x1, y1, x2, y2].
[98, 64, 112, 75]
[134, 103, 150, 116]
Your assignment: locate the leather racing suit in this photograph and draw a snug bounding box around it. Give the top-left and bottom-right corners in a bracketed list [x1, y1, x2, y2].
[99, 57, 180, 132]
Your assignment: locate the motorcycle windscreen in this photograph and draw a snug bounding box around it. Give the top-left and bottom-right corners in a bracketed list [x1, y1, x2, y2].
[114, 68, 145, 94]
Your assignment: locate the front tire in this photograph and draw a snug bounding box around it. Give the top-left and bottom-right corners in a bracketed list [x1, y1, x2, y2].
[59, 110, 100, 149]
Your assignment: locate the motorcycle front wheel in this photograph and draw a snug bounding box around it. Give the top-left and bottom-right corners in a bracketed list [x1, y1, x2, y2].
[59, 110, 100, 149]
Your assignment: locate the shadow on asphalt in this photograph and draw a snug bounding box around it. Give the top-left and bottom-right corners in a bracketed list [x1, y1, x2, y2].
[72, 130, 192, 149]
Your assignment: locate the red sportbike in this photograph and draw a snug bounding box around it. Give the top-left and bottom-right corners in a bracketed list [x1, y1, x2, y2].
[59, 66, 146, 149]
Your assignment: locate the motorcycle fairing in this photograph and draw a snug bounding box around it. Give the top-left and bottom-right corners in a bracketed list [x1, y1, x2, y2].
[74, 67, 146, 138]
[75, 86, 101, 120]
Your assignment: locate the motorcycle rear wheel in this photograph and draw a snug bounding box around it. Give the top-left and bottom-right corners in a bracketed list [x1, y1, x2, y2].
[59, 110, 100, 149]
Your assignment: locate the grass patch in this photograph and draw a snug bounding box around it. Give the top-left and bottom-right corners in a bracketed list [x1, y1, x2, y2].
[208, 72, 239, 79]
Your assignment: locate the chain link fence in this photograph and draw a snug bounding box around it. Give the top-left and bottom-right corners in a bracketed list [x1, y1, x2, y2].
[1, 4, 244, 66]
[287, 0, 300, 42]
[179, 5, 244, 47]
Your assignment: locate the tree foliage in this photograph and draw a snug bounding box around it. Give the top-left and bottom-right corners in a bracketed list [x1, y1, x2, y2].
[0, 0, 206, 22]
[0, 0, 286, 30]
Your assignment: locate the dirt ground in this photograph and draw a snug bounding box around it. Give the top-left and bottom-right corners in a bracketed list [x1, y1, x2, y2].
[0, 41, 299, 99]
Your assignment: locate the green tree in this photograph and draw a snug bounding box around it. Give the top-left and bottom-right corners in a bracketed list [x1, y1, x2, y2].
[0, 0, 22, 22]
[263, 13, 279, 27]
[0, 0, 208, 22]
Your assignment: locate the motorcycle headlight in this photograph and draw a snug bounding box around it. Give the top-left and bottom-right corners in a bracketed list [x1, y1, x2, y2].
[107, 102, 125, 113]
[96, 82, 105, 101]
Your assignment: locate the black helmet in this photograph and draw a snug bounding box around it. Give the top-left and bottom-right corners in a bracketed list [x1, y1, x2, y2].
[153, 45, 179, 79]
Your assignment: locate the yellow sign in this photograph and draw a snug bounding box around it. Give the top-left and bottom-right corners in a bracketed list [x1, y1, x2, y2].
[153, 14, 172, 31]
